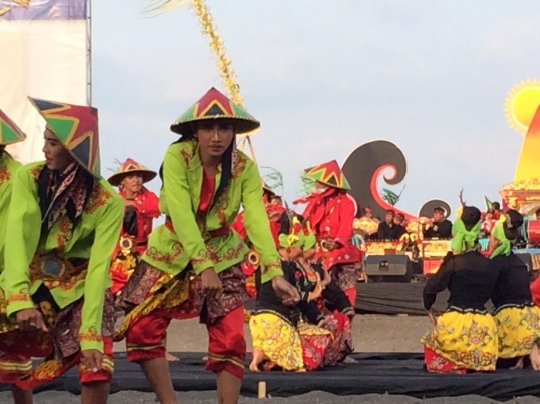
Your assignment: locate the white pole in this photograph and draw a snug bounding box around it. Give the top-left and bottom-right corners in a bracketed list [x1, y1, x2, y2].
[86, 0, 92, 106]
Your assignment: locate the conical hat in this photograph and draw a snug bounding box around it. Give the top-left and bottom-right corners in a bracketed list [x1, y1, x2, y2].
[304, 159, 350, 190]
[170, 87, 260, 135]
[0, 109, 26, 146]
[28, 97, 100, 177]
[108, 158, 157, 187]
[261, 179, 276, 196]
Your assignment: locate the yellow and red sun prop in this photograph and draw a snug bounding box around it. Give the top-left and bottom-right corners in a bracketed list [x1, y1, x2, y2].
[505, 80, 540, 134]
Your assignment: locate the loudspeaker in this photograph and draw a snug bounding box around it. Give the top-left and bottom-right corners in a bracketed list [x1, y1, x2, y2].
[514, 252, 532, 272]
[365, 255, 413, 283]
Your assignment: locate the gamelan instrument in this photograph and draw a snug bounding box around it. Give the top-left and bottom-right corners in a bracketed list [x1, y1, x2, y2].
[527, 220, 540, 245]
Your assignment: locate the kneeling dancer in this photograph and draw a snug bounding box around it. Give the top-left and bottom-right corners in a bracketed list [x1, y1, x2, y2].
[116, 88, 299, 404]
[0, 99, 123, 403]
[421, 206, 499, 373]
[490, 210, 540, 370]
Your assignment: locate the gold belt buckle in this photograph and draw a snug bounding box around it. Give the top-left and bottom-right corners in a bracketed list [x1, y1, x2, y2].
[40, 256, 66, 279]
[119, 237, 134, 252]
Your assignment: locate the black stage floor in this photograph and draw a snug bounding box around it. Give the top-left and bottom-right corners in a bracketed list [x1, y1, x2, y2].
[4, 353, 540, 401]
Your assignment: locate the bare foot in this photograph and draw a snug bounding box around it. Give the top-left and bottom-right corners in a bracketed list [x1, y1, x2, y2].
[165, 352, 179, 362]
[202, 355, 208, 361]
[250, 347, 264, 372]
[531, 345, 540, 371]
[249, 361, 261, 372]
[511, 356, 524, 370]
[343, 356, 358, 364]
[296, 367, 307, 373]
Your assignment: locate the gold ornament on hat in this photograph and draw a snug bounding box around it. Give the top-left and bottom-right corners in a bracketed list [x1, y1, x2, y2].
[145, 0, 258, 162]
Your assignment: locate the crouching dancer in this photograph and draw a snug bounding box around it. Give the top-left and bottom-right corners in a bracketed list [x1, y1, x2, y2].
[115, 88, 299, 404]
[0, 99, 123, 404]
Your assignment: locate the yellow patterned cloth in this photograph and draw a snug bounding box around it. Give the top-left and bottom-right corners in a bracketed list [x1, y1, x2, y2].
[495, 305, 540, 359]
[249, 312, 304, 371]
[421, 310, 498, 371]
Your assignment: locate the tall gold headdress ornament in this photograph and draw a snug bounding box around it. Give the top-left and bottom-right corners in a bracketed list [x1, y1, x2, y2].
[146, 0, 258, 163]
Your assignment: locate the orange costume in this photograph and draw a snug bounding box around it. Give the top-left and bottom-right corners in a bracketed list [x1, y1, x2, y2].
[108, 159, 160, 294]
[295, 160, 362, 306]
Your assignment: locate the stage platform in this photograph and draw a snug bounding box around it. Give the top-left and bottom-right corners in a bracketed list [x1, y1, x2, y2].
[4, 353, 540, 401]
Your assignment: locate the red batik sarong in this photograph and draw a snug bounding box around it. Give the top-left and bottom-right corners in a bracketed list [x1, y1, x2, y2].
[424, 346, 466, 374]
[0, 290, 115, 388]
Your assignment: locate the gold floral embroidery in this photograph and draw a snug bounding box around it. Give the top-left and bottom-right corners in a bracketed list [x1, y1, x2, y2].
[0, 165, 10, 183]
[213, 193, 229, 228]
[191, 249, 212, 266]
[232, 152, 248, 179]
[79, 326, 102, 343]
[29, 165, 42, 181]
[262, 261, 281, 275]
[31, 358, 64, 382]
[44, 270, 87, 292]
[209, 242, 244, 262]
[54, 216, 73, 254]
[7, 289, 31, 304]
[39, 301, 57, 327]
[180, 148, 194, 165]
[145, 243, 184, 265]
[86, 185, 112, 214]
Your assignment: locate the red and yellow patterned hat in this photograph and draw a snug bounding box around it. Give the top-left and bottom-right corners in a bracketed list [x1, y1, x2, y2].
[304, 159, 350, 190]
[0, 109, 26, 146]
[108, 158, 157, 187]
[28, 97, 100, 177]
[170, 87, 260, 135]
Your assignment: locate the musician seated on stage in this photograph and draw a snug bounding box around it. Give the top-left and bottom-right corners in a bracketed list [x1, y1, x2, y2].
[375, 209, 405, 240]
[492, 202, 502, 220]
[424, 207, 452, 239]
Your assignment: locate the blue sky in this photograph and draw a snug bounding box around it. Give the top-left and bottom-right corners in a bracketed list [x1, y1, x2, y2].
[92, 0, 540, 215]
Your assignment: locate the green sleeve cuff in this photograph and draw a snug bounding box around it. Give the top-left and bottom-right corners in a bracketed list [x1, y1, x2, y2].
[191, 249, 215, 275]
[79, 327, 104, 353]
[80, 340, 104, 353]
[6, 292, 34, 318]
[261, 261, 283, 284]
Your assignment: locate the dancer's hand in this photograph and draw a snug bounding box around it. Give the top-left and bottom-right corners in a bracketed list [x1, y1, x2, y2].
[271, 275, 300, 306]
[317, 319, 327, 328]
[16, 308, 48, 332]
[81, 349, 103, 373]
[308, 273, 323, 302]
[427, 308, 439, 325]
[201, 268, 222, 299]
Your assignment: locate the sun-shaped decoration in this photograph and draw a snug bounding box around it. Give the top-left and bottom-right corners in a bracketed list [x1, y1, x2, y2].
[505, 80, 540, 134]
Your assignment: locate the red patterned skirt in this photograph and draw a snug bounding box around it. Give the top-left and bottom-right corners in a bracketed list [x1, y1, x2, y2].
[0, 286, 116, 388]
[424, 347, 466, 374]
[322, 310, 354, 366]
[296, 321, 332, 371]
[116, 261, 248, 379]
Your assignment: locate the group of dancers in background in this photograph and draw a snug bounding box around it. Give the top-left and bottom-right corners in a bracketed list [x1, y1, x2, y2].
[0, 88, 361, 404]
[2, 88, 540, 404]
[422, 205, 540, 373]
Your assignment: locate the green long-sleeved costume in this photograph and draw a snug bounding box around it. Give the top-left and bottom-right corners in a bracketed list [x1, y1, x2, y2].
[0, 153, 21, 273]
[0, 162, 123, 353]
[142, 140, 283, 283]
